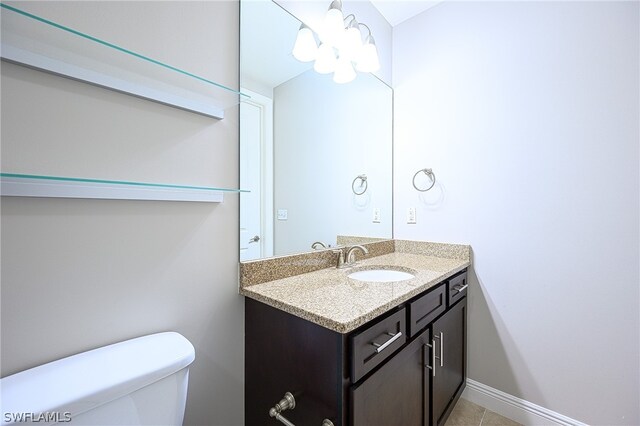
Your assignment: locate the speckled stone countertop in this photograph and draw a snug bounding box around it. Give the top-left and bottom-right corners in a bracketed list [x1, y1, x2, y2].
[240, 240, 471, 334]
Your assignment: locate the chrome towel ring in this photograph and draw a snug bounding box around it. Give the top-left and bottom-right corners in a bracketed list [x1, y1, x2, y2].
[412, 168, 436, 192]
[352, 174, 368, 195]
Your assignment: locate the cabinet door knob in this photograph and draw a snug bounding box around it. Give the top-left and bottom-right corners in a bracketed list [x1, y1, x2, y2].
[249, 235, 260, 243]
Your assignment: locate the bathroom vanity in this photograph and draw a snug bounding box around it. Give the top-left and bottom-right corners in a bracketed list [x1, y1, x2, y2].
[242, 240, 470, 426]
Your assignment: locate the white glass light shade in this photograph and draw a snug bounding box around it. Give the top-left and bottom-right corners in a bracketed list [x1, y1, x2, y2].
[292, 24, 318, 62]
[321, 0, 344, 46]
[339, 19, 362, 61]
[355, 34, 380, 73]
[333, 55, 356, 84]
[314, 43, 337, 74]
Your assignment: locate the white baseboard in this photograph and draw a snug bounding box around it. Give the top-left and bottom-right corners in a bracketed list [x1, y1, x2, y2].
[461, 379, 587, 426]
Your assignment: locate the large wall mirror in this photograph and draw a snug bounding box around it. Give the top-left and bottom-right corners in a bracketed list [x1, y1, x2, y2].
[240, 0, 393, 261]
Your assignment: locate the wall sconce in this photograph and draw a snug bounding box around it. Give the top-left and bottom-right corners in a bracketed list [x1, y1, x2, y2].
[291, 0, 380, 83]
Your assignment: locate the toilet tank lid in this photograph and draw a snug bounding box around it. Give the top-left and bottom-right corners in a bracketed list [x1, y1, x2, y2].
[0, 332, 195, 424]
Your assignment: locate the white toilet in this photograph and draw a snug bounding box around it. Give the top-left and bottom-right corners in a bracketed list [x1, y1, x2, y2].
[0, 332, 195, 426]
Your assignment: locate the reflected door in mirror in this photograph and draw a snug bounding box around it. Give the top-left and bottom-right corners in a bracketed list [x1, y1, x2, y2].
[240, 90, 274, 261]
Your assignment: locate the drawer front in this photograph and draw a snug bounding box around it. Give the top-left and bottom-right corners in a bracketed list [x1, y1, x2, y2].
[448, 271, 468, 306]
[351, 308, 407, 383]
[408, 284, 447, 337]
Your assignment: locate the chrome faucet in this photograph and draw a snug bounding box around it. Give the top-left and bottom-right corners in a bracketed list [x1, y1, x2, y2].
[333, 245, 369, 268]
[345, 245, 369, 265]
[311, 241, 327, 250]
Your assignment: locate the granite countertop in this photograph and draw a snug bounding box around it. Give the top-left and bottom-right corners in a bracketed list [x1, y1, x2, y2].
[240, 241, 470, 334]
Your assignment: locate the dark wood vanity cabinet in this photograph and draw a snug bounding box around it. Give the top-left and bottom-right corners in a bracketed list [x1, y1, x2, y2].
[351, 327, 430, 425]
[432, 297, 467, 426]
[245, 269, 467, 426]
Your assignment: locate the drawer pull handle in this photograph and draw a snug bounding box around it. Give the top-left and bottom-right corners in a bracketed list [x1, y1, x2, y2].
[453, 284, 468, 293]
[371, 331, 403, 353]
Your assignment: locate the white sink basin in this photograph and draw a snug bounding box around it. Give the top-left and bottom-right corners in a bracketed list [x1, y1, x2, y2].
[348, 269, 415, 283]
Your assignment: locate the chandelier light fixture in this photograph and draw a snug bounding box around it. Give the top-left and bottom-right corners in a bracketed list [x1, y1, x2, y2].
[291, 0, 380, 84]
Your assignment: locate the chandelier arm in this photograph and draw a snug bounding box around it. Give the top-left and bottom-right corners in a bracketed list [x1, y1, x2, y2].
[357, 22, 372, 36]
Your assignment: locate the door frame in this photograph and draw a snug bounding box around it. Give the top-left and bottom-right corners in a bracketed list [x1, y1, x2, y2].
[240, 87, 274, 258]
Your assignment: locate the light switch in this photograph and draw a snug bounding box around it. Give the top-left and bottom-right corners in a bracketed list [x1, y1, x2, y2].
[277, 209, 288, 221]
[372, 208, 381, 223]
[407, 207, 416, 224]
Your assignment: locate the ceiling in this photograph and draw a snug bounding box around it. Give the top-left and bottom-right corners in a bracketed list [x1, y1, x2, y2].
[370, 0, 445, 26]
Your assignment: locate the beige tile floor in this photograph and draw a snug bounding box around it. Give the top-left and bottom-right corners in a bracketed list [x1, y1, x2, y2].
[444, 398, 522, 426]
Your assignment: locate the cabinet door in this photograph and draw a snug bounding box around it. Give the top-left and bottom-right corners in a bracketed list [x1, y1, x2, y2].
[351, 329, 431, 426]
[432, 298, 467, 426]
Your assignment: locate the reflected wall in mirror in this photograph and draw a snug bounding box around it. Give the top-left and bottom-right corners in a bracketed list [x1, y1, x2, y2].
[240, 0, 393, 261]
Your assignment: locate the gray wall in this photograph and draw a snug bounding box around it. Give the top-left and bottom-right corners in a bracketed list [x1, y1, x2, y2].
[393, 2, 639, 424]
[273, 69, 393, 255]
[0, 2, 243, 425]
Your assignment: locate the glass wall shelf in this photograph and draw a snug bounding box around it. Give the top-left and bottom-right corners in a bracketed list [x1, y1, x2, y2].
[0, 3, 249, 119]
[0, 173, 249, 203]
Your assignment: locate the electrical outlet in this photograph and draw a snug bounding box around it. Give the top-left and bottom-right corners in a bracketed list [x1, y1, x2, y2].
[277, 209, 288, 221]
[372, 208, 381, 223]
[407, 207, 417, 224]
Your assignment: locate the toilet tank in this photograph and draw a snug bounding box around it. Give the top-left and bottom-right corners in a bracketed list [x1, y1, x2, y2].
[1, 332, 195, 426]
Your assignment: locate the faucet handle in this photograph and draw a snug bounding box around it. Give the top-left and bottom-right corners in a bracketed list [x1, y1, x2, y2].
[332, 249, 346, 269]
